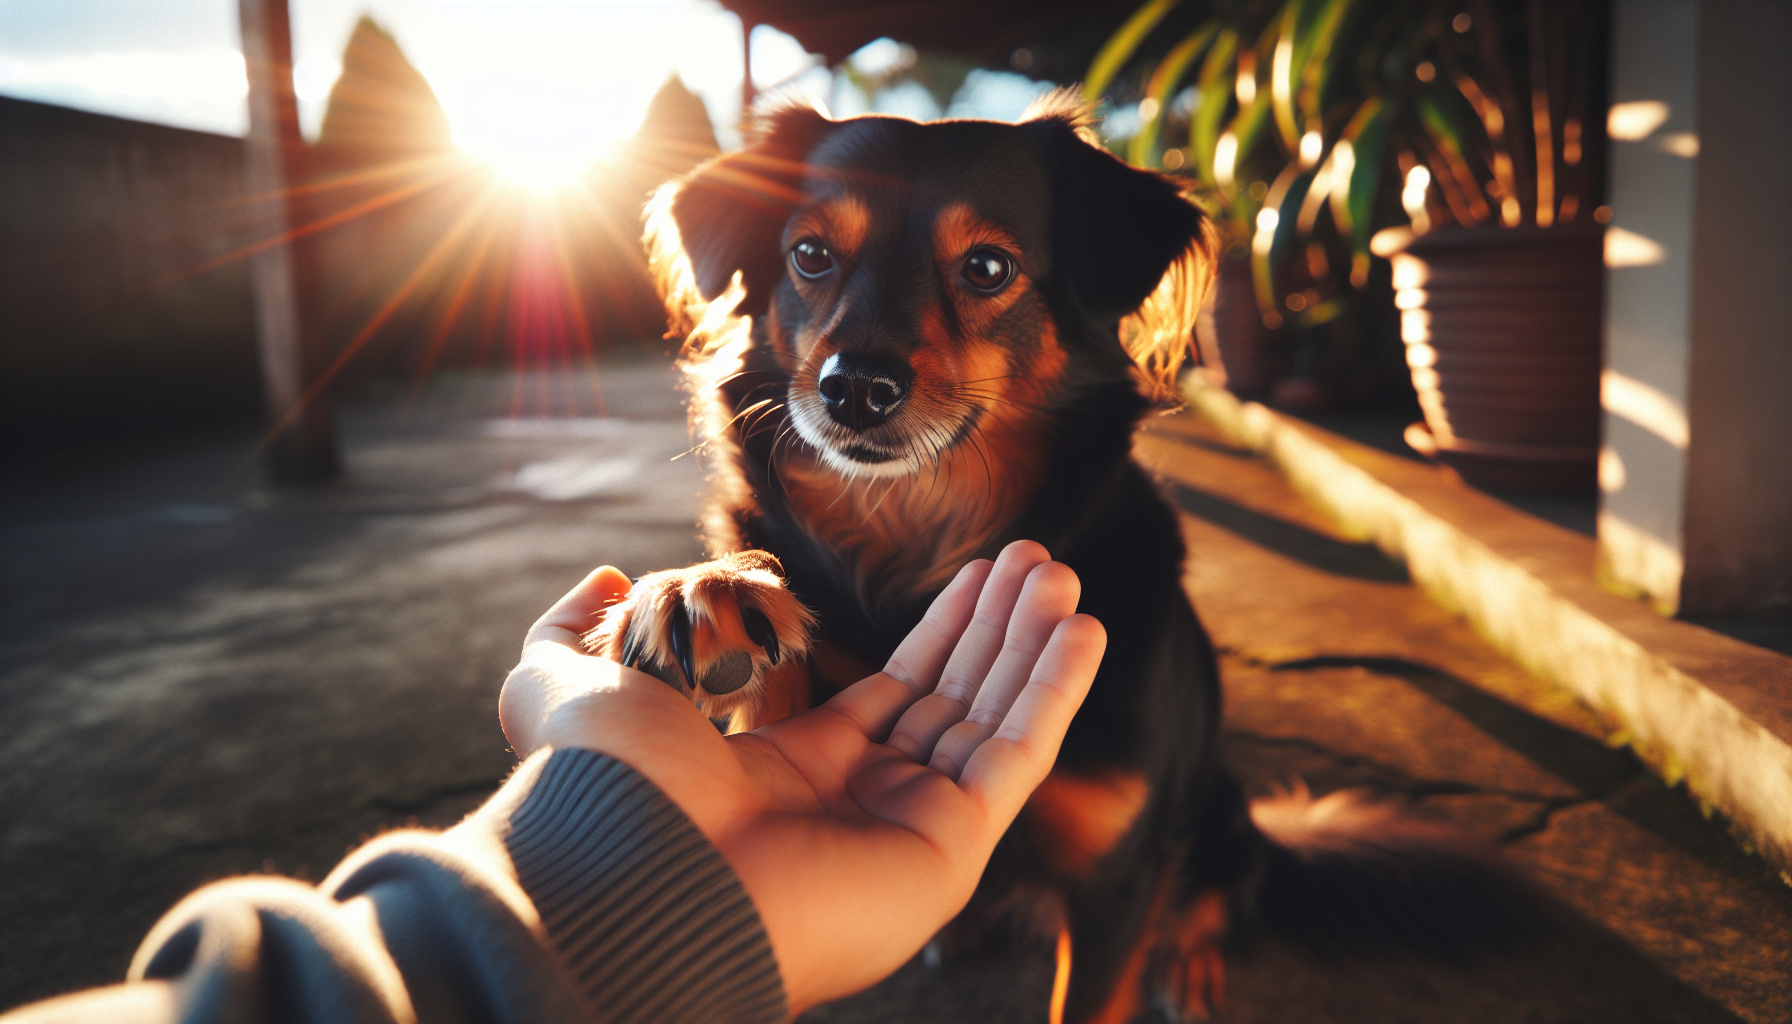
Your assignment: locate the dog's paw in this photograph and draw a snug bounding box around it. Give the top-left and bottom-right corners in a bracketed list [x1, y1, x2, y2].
[584, 551, 814, 717]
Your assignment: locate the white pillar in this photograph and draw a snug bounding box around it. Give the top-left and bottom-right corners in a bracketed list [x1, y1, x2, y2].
[1598, 0, 1791, 617]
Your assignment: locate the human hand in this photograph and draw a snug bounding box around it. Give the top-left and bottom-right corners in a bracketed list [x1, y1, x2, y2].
[497, 541, 1104, 1013]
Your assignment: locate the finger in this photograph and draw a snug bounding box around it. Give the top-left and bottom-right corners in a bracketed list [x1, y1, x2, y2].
[925, 561, 1081, 778]
[523, 565, 633, 650]
[883, 556, 996, 695]
[885, 541, 1051, 762]
[954, 615, 1105, 826]
[823, 558, 992, 741]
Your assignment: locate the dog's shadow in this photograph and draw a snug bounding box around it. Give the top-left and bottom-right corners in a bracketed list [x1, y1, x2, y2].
[803, 651, 1757, 1024]
[800, 906, 1741, 1024]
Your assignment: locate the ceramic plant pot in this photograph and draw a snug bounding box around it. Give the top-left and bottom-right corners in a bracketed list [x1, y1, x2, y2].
[1392, 224, 1603, 492]
[1197, 254, 1285, 399]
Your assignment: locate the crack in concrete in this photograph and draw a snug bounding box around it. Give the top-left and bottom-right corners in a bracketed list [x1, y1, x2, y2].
[1497, 797, 1596, 845]
[1236, 657, 1767, 871]
[1259, 654, 1644, 799]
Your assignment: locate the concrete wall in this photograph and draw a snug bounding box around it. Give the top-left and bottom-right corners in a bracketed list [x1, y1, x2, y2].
[0, 82, 712, 452]
[0, 96, 262, 447]
[1599, 0, 1792, 617]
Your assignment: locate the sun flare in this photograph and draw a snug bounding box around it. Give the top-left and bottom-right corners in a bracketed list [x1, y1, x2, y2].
[462, 141, 607, 194]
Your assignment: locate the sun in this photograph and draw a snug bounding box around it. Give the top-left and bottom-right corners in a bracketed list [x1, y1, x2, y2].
[463, 140, 606, 194]
[449, 82, 633, 195]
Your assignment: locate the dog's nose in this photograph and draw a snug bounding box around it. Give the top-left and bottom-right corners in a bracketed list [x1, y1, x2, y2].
[817, 352, 914, 431]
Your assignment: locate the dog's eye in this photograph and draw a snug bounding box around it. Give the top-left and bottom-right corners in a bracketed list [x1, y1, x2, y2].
[791, 240, 835, 279]
[961, 249, 1015, 293]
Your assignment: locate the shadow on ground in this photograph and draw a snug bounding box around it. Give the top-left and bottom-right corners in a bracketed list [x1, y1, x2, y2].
[4, 366, 1786, 1022]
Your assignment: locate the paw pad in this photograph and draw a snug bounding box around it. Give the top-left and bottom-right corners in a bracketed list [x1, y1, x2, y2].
[585, 551, 813, 715]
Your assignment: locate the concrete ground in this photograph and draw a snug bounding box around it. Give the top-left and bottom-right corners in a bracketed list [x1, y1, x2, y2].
[1, 355, 706, 1008]
[3, 358, 1788, 1020]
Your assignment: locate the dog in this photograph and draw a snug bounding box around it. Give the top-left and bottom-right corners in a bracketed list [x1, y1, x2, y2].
[588, 94, 1524, 1023]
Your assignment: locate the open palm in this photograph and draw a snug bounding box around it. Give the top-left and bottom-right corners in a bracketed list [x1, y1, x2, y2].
[499, 541, 1104, 1013]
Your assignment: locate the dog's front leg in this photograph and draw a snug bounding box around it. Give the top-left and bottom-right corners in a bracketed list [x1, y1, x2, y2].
[583, 550, 814, 729]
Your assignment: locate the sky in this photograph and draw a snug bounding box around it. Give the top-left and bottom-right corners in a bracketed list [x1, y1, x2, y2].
[0, 0, 1054, 162]
[0, 0, 819, 150]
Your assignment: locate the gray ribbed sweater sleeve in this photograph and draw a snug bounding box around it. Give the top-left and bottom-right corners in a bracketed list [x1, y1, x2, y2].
[505, 749, 787, 1024]
[1, 749, 787, 1024]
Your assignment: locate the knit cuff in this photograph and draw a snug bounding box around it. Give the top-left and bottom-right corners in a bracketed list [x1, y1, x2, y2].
[505, 748, 786, 1024]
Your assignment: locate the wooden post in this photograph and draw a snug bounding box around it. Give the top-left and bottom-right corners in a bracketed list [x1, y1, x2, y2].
[239, 0, 339, 482]
[742, 19, 757, 116]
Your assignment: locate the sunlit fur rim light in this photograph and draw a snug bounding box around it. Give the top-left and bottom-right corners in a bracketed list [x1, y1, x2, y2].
[1023, 88, 1216, 405]
[644, 93, 1216, 475]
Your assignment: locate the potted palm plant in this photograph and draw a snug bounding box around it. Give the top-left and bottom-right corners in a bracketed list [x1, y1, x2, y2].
[1089, 0, 1610, 490]
[1083, 0, 1289, 398]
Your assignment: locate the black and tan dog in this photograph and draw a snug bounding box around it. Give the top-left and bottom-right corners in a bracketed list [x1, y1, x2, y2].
[589, 96, 1515, 1023]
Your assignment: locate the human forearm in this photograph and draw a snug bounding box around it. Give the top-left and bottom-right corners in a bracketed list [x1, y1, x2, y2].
[3, 748, 785, 1024]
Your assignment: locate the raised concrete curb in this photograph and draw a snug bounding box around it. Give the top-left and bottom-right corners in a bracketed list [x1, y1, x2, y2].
[1181, 372, 1792, 879]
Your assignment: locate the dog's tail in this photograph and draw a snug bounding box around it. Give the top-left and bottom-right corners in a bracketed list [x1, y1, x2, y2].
[1244, 783, 1543, 954]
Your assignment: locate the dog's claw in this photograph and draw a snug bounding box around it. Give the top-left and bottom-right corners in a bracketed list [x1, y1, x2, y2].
[623, 629, 687, 693]
[739, 605, 780, 665]
[668, 596, 696, 693]
[588, 552, 813, 715]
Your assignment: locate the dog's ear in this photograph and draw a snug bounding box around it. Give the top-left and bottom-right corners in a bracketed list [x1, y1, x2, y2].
[1024, 105, 1212, 399]
[653, 105, 832, 323]
[1024, 112, 1205, 320]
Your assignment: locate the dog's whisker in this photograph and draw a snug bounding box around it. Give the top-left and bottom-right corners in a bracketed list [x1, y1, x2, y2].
[859, 475, 900, 525]
[923, 439, 950, 506]
[671, 433, 721, 463]
[724, 398, 778, 433]
[976, 436, 997, 499]
[741, 401, 786, 438]
[769, 420, 804, 473]
[954, 386, 1026, 410]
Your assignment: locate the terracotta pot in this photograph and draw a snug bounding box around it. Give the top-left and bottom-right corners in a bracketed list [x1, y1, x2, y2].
[1196, 255, 1285, 399]
[1392, 225, 1603, 492]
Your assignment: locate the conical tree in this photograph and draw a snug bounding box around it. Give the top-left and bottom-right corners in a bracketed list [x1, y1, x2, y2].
[315, 17, 454, 160]
[633, 73, 721, 166]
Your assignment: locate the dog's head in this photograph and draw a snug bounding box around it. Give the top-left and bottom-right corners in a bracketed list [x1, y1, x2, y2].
[647, 96, 1210, 480]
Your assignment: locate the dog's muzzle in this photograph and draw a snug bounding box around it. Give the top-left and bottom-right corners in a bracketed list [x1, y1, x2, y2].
[817, 352, 914, 432]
